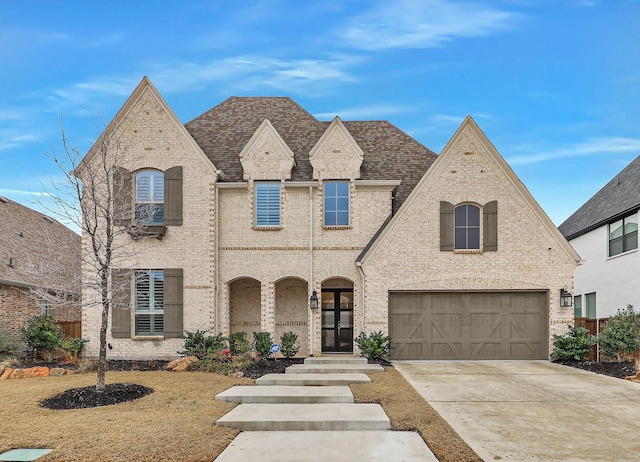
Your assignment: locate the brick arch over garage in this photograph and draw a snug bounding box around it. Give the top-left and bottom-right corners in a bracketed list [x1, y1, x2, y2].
[228, 277, 261, 336]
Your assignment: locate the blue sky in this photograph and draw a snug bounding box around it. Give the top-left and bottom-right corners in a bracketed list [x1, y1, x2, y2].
[1, 0, 639, 227]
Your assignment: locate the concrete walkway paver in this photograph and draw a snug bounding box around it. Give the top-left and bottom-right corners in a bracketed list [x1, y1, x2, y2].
[395, 360, 640, 462]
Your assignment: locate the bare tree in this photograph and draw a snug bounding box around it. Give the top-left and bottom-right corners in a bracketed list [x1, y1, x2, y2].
[36, 117, 147, 391]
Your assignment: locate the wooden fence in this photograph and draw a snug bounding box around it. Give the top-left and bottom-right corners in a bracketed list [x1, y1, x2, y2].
[574, 317, 608, 361]
[57, 321, 81, 339]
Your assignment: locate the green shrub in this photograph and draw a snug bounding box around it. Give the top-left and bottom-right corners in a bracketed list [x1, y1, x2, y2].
[21, 315, 64, 358]
[228, 331, 250, 356]
[253, 331, 273, 360]
[179, 330, 226, 359]
[598, 305, 640, 361]
[0, 331, 22, 360]
[280, 331, 300, 359]
[551, 325, 595, 361]
[61, 337, 90, 360]
[354, 331, 392, 361]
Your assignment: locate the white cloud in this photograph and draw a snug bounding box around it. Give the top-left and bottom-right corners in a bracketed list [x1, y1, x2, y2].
[508, 137, 640, 165]
[0, 131, 40, 152]
[314, 103, 415, 120]
[341, 0, 520, 50]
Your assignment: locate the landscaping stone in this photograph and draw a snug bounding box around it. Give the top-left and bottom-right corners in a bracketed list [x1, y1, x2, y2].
[10, 367, 50, 379]
[166, 356, 198, 372]
[0, 368, 13, 380]
[50, 367, 69, 376]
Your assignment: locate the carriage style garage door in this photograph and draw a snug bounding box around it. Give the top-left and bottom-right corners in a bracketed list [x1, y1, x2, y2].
[389, 291, 548, 360]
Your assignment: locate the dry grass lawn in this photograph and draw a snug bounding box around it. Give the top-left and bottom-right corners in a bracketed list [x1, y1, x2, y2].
[1, 367, 480, 461]
[0, 371, 252, 461]
[350, 367, 482, 462]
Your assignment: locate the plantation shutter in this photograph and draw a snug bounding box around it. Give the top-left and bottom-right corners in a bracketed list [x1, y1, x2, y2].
[255, 182, 281, 226]
[440, 201, 454, 251]
[111, 269, 132, 338]
[483, 200, 498, 251]
[113, 167, 132, 227]
[163, 268, 183, 338]
[164, 166, 183, 226]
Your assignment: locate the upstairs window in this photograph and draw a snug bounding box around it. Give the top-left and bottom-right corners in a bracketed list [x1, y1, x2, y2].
[454, 204, 480, 250]
[574, 295, 582, 318]
[135, 170, 164, 225]
[255, 182, 281, 227]
[609, 213, 638, 256]
[324, 181, 349, 227]
[135, 271, 164, 336]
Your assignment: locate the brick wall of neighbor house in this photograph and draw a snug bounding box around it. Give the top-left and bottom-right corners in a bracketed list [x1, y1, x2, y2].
[0, 284, 80, 339]
[218, 183, 395, 355]
[81, 87, 218, 360]
[361, 125, 576, 351]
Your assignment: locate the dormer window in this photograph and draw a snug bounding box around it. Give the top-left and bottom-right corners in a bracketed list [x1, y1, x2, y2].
[135, 170, 164, 225]
[324, 181, 349, 227]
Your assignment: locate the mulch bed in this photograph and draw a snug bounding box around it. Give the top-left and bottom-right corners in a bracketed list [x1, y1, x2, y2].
[554, 359, 637, 378]
[41, 383, 154, 410]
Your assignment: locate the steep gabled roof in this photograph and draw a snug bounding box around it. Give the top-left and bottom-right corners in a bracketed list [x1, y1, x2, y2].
[185, 97, 437, 211]
[559, 155, 640, 240]
[0, 197, 80, 294]
[358, 116, 580, 264]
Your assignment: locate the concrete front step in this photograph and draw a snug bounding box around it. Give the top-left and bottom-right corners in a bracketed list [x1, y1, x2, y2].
[216, 403, 390, 431]
[213, 431, 438, 461]
[286, 363, 384, 374]
[215, 385, 354, 404]
[304, 356, 368, 365]
[256, 373, 370, 386]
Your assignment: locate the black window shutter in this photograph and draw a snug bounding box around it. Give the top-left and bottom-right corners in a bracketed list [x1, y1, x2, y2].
[440, 201, 454, 251]
[113, 167, 132, 227]
[111, 269, 132, 338]
[483, 200, 498, 251]
[163, 268, 183, 338]
[164, 166, 183, 226]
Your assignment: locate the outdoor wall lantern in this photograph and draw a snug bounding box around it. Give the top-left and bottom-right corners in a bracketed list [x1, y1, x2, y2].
[560, 286, 573, 307]
[310, 290, 319, 309]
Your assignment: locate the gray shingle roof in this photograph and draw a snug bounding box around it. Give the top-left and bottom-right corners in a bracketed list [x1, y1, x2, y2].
[558, 154, 640, 240]
[185, 97, 437, 213]
[0, 197, 80, 294]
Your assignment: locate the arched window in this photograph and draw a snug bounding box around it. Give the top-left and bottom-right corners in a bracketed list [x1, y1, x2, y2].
[135, 170, 164, 225]
[455, 204, 480, 250]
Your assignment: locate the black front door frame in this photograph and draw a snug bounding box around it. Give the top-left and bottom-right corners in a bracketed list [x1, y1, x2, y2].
[321, 288, 354, 353]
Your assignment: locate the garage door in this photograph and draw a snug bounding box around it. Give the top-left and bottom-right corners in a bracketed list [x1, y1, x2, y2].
[389, 291, 548, 360]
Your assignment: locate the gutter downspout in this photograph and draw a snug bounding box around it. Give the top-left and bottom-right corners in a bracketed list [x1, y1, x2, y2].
[214, 182, 219, 334]
[309, 186, 314, 356]
[356, 261, 366, 334]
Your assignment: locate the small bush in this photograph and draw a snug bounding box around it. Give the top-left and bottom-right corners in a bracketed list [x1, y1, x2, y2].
[21, 315, 64, 358]
[61, 338, 90, 362]
[551, 325, 595, 361]
[179, 330, 226, 359]
[280, 331, 300, 359]
[0, 331, 22, 360]
[253, 331, 273, 360]
[228, 331, 250, 356]
[191, 353, 253, 375]
[354, 331, 392, 361]
[598, 305, 640, 361]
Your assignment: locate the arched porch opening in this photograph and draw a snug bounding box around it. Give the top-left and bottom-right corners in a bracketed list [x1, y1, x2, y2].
[321, 277, 354, 353]
[274, 278, 309, 357]
[229, 278, 261, 336]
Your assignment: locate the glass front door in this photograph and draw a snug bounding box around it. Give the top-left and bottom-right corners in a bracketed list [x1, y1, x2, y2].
[321, 289, 354, 352]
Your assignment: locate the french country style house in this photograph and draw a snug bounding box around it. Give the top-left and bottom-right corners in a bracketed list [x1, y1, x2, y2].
[0, 196, 80, 340]
[80, 77, 579, 361]
[559, 155, 640, 320]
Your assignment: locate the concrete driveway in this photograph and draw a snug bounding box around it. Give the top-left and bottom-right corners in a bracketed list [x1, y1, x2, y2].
[394, 361, 640, 462]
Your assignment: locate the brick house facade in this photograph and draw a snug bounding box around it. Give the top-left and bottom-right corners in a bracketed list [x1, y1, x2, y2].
[80, 77, 579, 360]
[0, 197, 80, 340]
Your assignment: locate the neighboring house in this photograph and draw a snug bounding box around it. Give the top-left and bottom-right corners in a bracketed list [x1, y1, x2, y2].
[80, 76, 579, 361]
[559, 155, 640, 320]
[0, 196, 81, 339]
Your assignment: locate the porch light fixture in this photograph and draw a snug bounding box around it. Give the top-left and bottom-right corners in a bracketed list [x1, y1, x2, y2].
[560, 286, 573, 307]
[310, 290, 319, 309]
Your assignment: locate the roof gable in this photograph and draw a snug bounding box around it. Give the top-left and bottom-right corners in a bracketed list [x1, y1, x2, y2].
[559, 154, 640, 240]
[309, 116, 364, 180]
[239, 119, 296, 180]
[0, 197, 80, 293]
[358, 116, 580, 264]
